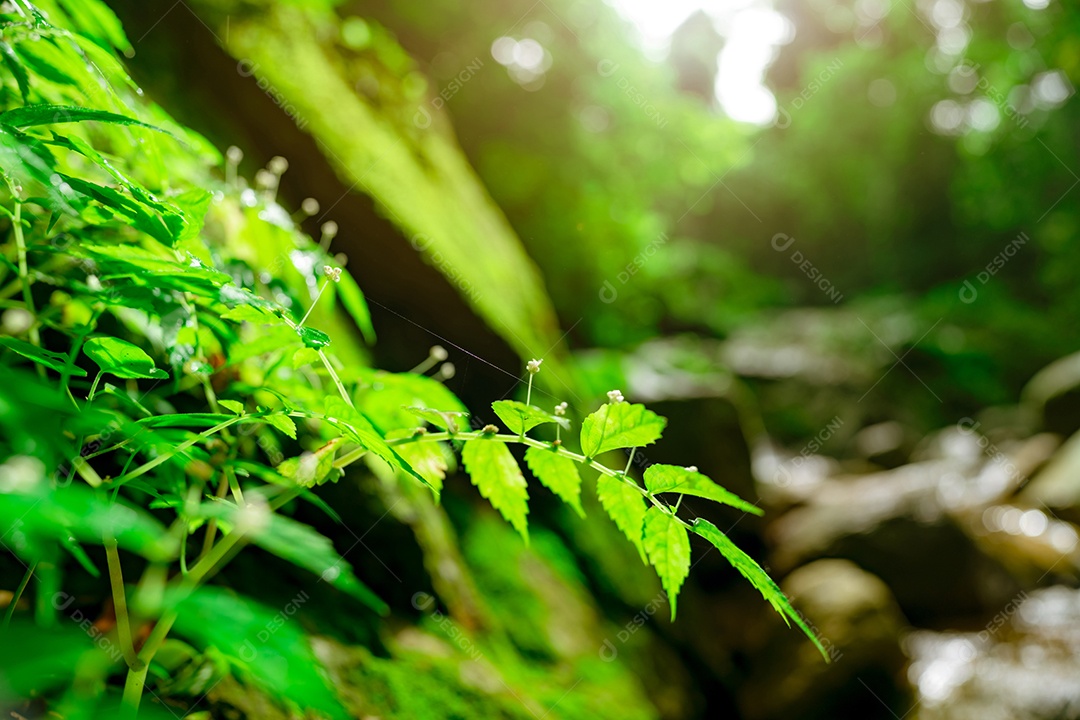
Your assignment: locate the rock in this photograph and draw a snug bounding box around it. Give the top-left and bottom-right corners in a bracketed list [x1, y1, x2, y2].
[739, 559, 910, 720]
[906, 586, 1080, 719]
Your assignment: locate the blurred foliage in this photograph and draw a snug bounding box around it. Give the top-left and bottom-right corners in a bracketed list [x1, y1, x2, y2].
[358, 0, 1079, 434]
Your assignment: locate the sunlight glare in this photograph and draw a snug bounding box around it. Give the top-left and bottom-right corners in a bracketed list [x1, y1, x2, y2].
[606, 0, 795, 125]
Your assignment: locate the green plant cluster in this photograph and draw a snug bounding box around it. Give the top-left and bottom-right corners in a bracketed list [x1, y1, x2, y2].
[0, 1, 822, 717]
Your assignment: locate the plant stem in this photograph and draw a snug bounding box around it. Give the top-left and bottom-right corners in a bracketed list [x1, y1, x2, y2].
[120, 491, 277, 717]
[87, 370, 103, 404]
[623, 448, 637, 475]
[61, 325, 95, 408]
[2, 562, 35, 626]
[226, 466, 245, 506]
[318, 349, 353, 407]
[526, 372, 534, 406]
[109, 416, 241, 486]
[104, 538, 144, 672]
[12, 201, 42, 361]
[198, 474, 230, 561]
[297, 279, 328, 329]
[371, 430, 689, 527]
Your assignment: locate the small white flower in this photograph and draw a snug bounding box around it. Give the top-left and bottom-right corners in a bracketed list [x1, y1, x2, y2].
[527, 358, 543, 374]
[685, 466, 698, 473]
[323, 265, 342, 283]
[234, 497, 271, 535]
[554, 402, 568, 417]
[254, 168, 275, 189]
[430, 345, 448, 361]
[606, 389, 625, 404]
[1, 308, 33, 335]
[268, 155, 289, 175]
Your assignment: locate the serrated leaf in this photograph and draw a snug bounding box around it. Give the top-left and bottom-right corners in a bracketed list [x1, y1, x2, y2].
[0, 336, 86, 376]
[692, 518, 828, 661]
[580, 402, 666, 458]
[390, 432, 449, 497]
[492, 400, 569, 436]
[596, 474, 647, 562]
[265, 413, 297, 440]
[296, 325, 331, 349]
[461, 438, 529, 542]
[644, 464, 762, 516]
[524, 445, 584, 517]
[84, 336, 167, 379]
[218, 399, 244, 415]
[404, 406, 468, 433]
[643, 507, 691, 621]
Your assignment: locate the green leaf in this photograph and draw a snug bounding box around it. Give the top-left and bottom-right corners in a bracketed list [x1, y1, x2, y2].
[580, 402, 666, 458]
[83, 336, 167, 379]
[265, 413, 297, 440]
[218, 399, 245, 415]
[59, 175, 178, 245]
[296, 325, 331, 349]
[193, 500, 385, 615]
[355, 369, 469, 431]
[491, 399, 569, 436]
[0, 623, 108, 698]
[692, 518, 828, 661]
[524, 445, 584, 517]
[0, 483, 177, 563]
[404, 406, 469, 433]
[72, 244, 230, 292]
[168, 587, 349, 720]
[0, 336, 86, 376]
[461, 438, 529, 542]
[644, 464, 762, 516]
[596, 474, 647, 563]
[292, 346, 321, 368]
[221, 304, 276, 324]
[323, 398, 431, 491]
[277, 438, 343, 487]
[643, 507, 691, 621]
[55, 0, 133, 54]
[335, 269, 375, 344]
[259, 512, 386, 615]
[135, 413, 234, 428]
[389, 431, 450, 497]
[0, 104, 171, 134]
[0, 41, 30, 103]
